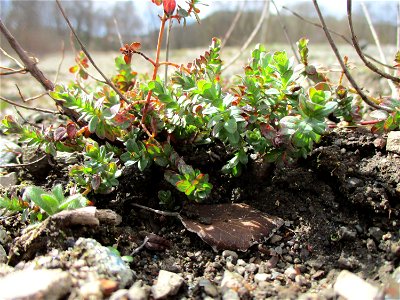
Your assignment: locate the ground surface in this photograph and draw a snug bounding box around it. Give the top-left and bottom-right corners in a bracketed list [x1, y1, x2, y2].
[0, 123, 399, 299]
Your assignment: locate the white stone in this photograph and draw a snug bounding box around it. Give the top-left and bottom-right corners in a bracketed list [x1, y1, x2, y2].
[386, 131, 400, 154]
[151, 270, 184, 300]
[334, 270, 379, 300]
[0, 172, 17, 188]
[0, 269, 72, 300]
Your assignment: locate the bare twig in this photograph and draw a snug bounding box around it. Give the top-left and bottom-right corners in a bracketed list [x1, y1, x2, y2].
[130, 236, 149, 255]
[282, 5, 396, 70]
[15, 85, 48, 102]
[14, 106, 41, 129]
[222, 0, 270, 72]
[312, 0, 393, 112]
[271, 0, 300, 64]
[0, 19, 54, 91]
[347, 0, 400, 84]
[131, 203, 180, 218]
[360, 2, 397, 96]
[0, 67, 27, 75]
[54, 41, 65, 84]
[0, 47, 24, 68]
[0, 96, 59, 114]
[113, 17, 123, 48]
[221, 1, 246, 49]
[55, 0, 128, 103]
[0, 155, 47, 169]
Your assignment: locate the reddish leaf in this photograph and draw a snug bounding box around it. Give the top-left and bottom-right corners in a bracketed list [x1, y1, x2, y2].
[66, 122, 77, 139]
[180, 203, 284, 252]
[54, 127, 67, 141]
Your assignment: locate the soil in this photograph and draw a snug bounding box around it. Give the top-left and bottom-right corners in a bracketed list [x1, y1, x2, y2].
[0, 125, 399, 299]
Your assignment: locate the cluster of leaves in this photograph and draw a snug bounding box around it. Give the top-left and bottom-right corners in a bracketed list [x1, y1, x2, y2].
[0, 184, 87, 221]
[1, 0, 399, 209]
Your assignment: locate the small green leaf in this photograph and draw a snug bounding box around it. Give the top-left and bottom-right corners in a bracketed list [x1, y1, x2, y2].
[88, 116, 99, 133]
[224, 118, 237, 134]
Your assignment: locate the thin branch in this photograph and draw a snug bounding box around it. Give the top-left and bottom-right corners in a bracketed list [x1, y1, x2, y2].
[312, 0, 393, 112]
[131, 203, 180, 218]
[0, 47, 24, 68]
[134, 50, 156, 66]
[0, 68, 27, 75]
[15, 85, 48, 102]
[347, 0, 400, 84]
[0, 96, 59, 114]
[221, 1, 246, 49]
[54, 41, 65, 84]
[0, 155, 47, 169]
[130, 236, 149, 256]
[113, 17, 123, 48]
[14, 106, 41, 129]
[282, 5, 396, 70]
[0, 18, 54, 91]
[271, 0, 300, 64]
[55, 0, 128, 103]
[222, 0, 270, 72]
[360, 2, 397, 96]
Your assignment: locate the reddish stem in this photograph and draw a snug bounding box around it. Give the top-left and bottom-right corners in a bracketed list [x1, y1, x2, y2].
[140, 13, 168, 133]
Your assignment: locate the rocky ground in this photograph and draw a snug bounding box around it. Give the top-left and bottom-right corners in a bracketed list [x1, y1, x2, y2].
[0, 122, 399, 299]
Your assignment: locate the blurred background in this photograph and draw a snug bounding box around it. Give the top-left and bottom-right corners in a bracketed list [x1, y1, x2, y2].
[0, 0, 399, 113]
[1, 0, 398, 53]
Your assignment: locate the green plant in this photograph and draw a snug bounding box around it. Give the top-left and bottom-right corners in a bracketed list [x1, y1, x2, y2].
[1, 0, 399, 206]
[22, 184, 88, 216]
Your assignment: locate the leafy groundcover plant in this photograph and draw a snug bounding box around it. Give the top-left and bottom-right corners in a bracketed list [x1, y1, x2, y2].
[1, 0, 399, 216]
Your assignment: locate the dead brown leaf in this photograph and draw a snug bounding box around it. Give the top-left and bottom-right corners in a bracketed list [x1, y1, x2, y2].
[180, 203, 284, 252]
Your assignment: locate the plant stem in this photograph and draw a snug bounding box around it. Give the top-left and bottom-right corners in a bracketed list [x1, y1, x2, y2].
[140, 13, 168, 132]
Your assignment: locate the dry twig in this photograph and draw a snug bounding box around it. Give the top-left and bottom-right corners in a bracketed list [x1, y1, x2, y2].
[55, 0, 128, 103]
[271, 0, 300, 64]
[0, 96, 59, 114]
[0, 155, 47, 169]
[282, 5, 396, 70]
[222, 0, 270, 72]
[312, 0, 392, 112]
[221, 1, 246, 49]
[347, 0, 400, 84]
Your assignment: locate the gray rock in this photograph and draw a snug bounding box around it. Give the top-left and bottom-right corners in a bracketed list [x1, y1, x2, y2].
[270, 234, 282, 244]
[284, 266, 297, 281]
[254, 273, 270, 282]
[222, 288, 240, 300]
[0, 172, 17, 188]
[386, 131, 400, 154]
[222, 250, 238, 263]
[73, 238, 134, 288]
[220, 270, 250, 298]
[0, 227, 10, 245]
[79, 280, 103, 300]
[307, 256, 324, 270]
[346, 177, 364, 189]
[266, 255, 279, 268]
[0, 245, 7, 264]
[338, 226, 357, 240]
[151, 270, 184, 299]
[368, 227, 384, 242]
[0, 269, 72, 300]
[128, 281, 150, 300]
[110, 289, 129, 300]
[366, 238, 377, 252]
[337, 255, 359, 270]
[198, 279, 219, 298]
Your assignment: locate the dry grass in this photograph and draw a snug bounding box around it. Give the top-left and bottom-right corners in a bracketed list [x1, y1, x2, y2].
[1, 44, 397, 118]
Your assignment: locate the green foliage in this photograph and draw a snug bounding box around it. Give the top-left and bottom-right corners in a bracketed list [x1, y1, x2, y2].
[0, 194, 26, 212]
[22, 184, 88, 216]
[1, 3, 398, 205]
[69, 141, 121, 194]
